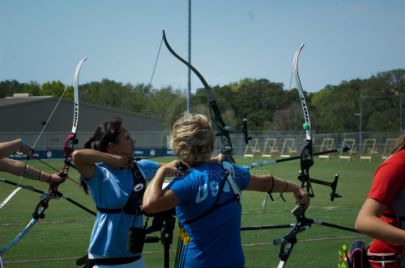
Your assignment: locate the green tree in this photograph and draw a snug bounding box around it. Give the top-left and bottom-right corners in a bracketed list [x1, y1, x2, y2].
[41, 81, 67, 97]
[0, 80, 25, 97]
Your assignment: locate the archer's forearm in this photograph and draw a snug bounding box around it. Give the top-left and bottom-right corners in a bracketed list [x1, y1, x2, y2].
[143, 167, 166, 210]
[356, 215, 405, 245]
[0, 139, 23, 159]
[0, 158, 52, 183]
[355, 199, 405, 245]
[72, 149, 120, 166]
[247, 174, 300, 193]
[271, 176, 301, 193]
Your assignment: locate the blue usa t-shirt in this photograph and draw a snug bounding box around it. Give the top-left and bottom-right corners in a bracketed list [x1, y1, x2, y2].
[168, 162, 251, 268]
[84, 159, 159, 258]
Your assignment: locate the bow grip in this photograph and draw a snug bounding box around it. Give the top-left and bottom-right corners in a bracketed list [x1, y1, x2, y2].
[64, 133, 78, 158]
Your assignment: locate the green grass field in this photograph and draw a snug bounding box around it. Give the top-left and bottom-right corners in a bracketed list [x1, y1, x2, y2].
[0, 156, 381, 267]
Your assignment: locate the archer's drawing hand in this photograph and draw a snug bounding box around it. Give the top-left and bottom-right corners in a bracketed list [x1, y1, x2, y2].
[293, 187, 310, 209]
[161, 160, 187, 177]
[110, 154, 134, 169]
[18, 144, 34, 159]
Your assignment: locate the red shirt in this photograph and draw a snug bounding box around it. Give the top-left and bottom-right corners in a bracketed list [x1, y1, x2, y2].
[368, 149, 405, 268]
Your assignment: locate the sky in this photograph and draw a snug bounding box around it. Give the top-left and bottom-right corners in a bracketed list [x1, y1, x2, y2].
[1, 0, 404, 93]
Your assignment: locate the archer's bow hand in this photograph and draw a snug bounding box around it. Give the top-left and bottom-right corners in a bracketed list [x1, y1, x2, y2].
[162, 160, 187, 177]
[50, 172, 67, 187]
[108, 154, 134, 169]
[46, 172, 66, 198]
[292, 187, 310, 209]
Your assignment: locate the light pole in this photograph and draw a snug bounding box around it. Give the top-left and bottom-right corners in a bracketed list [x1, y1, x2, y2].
[354, 95, 363, 153]
[399, 94, 404, 133]
[354, 112, 362, 152]
[187, 0, 192, 113]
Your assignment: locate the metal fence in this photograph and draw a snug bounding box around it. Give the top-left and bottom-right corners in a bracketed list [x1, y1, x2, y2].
[1, 130, 401, 158]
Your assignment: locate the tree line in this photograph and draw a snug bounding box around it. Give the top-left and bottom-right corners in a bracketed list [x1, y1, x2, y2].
[1, 69, 404, 133]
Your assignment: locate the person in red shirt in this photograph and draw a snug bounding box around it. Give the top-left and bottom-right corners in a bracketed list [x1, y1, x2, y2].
[355, 133, 405, 268]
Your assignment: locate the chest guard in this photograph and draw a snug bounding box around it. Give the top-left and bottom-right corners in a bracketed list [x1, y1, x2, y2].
[97, 162, 146, 215]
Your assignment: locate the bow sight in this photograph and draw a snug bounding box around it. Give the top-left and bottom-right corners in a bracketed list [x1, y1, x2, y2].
[246, 144, 351, 201]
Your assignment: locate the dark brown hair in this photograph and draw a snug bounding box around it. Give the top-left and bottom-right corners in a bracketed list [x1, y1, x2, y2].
[80, 117, 123, 193]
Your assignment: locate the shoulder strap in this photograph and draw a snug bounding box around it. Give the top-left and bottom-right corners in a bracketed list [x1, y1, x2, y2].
[131, 161, 147, 186]
[183, 162, 240, 225]
[221, 161, 241, 196]
[122, 162, 146, 214]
